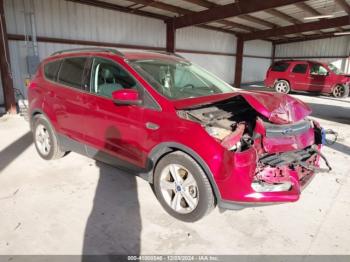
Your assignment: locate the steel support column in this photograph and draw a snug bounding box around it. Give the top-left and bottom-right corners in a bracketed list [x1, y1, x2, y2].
[0, 0, 16, 113]
[166, 22, 175, 53]
[234, 37, 244, 88]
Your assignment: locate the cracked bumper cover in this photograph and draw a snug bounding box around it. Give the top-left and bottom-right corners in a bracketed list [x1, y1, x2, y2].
[217, 144, 327, 210]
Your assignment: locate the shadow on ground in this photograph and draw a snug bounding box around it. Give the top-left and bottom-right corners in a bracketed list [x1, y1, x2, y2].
[82, 161, 142, 257]
[0, 131, 32, 173]
[326, 141, 350, 156]
[307, 102, 350, 125]
[82, 127, 142, 257]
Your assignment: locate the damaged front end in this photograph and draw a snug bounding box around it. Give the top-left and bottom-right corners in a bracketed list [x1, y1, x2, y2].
[177, 93, 331, 206]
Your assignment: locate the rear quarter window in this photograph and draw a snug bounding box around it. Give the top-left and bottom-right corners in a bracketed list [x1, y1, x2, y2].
[271, 62, 290, 72]
[44, 60, 61, 81]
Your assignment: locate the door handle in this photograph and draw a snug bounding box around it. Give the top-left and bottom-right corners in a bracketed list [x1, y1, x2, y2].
[146, 122, 159, 130]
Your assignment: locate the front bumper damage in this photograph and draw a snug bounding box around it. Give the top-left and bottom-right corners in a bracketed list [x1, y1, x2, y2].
[254, 145, 331, 192]
[217, 125, 331, 210]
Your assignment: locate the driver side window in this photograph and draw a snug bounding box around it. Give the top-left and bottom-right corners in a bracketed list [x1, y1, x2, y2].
[310, 64, 328, 76]
[90, 57, 139, 98]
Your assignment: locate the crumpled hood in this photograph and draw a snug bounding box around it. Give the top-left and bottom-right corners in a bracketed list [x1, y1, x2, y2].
[173, 91, 312, 124]
[238, 91, 312, 124]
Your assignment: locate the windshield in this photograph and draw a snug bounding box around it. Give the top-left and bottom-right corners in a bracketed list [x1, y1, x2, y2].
[328, 64, 344, 75]
[129, 59, 235, 100]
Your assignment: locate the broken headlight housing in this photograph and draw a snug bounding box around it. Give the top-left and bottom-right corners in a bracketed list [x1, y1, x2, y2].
[251, 181, 292, 192]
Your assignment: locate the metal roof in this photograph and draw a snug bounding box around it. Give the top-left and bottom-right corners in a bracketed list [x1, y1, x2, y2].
[70, 0, 350, 43]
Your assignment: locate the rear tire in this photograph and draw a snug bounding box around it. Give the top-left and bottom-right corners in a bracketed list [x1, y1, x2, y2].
[274, 80, 290, 94]
[153, 151, 215, 222]
[332, 85, 349, 98]
[32, 114, 67, 160]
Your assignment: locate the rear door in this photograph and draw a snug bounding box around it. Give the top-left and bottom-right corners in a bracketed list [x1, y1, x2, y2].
[289, 63, 309, 91]
[54, 56, 90, 143]
[267, 62, 290, 85]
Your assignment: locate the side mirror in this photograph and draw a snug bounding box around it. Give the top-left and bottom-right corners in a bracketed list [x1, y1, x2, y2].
[111, 89, 142, 105]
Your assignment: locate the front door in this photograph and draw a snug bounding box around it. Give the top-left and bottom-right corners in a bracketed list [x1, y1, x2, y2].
[82, 56, 149, 170]
[309, 63, 332, 92]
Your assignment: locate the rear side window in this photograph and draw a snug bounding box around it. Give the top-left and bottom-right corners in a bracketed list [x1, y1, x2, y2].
[271, 62, 290, 72]
[292, 64, 307, 74]
[58, 57, 88, 89]
[44, 60, 61, 81]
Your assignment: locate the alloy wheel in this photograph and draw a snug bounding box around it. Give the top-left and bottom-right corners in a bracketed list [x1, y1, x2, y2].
[159, 164, 199, 214]
[275, 81, 289, 93]
[333, 85, 345, 98]
[35, 124, 51, 156]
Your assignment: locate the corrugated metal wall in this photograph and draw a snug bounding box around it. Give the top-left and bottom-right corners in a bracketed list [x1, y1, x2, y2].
[3, 0, 272, 100]
[275, 36, 350, 74]
[243, 40, 272, 83]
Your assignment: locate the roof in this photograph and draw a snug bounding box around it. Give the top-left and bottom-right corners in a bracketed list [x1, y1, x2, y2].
[68, 0, 350, 44]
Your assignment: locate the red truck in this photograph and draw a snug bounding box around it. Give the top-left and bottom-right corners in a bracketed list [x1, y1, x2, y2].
[265, 60, 350, 98]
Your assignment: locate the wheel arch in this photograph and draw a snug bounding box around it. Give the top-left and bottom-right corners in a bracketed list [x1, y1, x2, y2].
[145, 142, 222, 201]
[30, 109, 46, 130]
[275, 78, 291, 87]
[332, 83, 350, 97]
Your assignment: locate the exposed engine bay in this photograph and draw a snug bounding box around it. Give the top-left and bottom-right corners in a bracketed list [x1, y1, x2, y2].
[177, 96, 257, 152]
[177, 95, 331, 193]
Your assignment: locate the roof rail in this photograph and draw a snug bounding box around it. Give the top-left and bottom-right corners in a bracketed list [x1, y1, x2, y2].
[51, 47, 124, 57]
[153, 51, 185, 59]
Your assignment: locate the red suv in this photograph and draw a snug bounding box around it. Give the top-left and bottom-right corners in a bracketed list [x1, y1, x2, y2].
[29, 48, 329, 222]
[265, 60, 350, 98]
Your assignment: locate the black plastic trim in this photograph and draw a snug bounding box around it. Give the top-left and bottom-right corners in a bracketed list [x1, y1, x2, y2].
[144, 142, 222, 201]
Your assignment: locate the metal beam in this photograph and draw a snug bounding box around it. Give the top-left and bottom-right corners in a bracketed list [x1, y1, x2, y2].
[241, 15, 350, 41]
[294, 2, 320, 16]
[271, 42, 276, 63]
[238, 14, 277, 28]
[67, 0, 167, 20]
[265, 8, 301, 24]
[294, 2, 341, 33]
[334, 0, 350, 14]
[67, 0, 235, 35]
[172, 0, 306, 29]
[182, 0, 278, 28]
[0, 0, 16, 113]
[234, 38, 244, 88]
[166, 22, 175, 53]
[7, 34, 260, 57]
[127, 0, 254, 32]
[273, 31, 348, 44]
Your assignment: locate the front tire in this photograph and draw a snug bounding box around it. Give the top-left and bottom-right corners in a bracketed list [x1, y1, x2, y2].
[153, 151, 215, 222]
[274, 80, 290, 94]
[332, 85, 349, 98]
[32, 114, 67, 160]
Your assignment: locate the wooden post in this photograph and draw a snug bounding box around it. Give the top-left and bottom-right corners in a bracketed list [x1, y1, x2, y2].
[166, 21, 175, 53]
[0, 0, 16, 113]
[234, 37, 244, 88]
